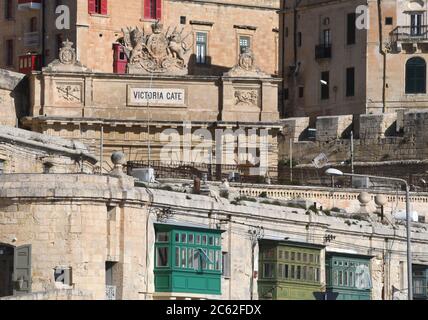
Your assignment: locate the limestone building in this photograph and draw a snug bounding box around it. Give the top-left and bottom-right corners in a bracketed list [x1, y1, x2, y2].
[0, 140, 428, 300]
[280, 0, 428, 120]
[0, 0, 280, 76]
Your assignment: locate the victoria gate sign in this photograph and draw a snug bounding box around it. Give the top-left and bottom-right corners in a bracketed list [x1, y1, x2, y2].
[128, 88, 186, 106]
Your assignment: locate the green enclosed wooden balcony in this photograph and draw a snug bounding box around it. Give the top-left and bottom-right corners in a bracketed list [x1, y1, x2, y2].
[258, 240, 325, 300]
[154, 223, 223, 296]
[325, 252, 373, 300]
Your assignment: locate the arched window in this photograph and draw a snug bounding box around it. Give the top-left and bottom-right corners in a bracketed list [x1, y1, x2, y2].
[406, 57, 426, 94]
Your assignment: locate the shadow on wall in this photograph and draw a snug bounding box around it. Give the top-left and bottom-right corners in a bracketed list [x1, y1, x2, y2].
[187, 54, 232, 76]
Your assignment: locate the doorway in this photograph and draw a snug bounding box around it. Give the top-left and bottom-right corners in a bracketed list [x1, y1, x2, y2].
[0, 244, 32, 298]
[0, 245, 14, 297]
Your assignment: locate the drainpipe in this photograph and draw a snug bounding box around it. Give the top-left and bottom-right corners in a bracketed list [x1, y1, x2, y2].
[377, 0, 387, 113]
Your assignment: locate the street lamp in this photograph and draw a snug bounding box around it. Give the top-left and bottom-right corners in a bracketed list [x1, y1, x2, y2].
[325, 168, 413, 300]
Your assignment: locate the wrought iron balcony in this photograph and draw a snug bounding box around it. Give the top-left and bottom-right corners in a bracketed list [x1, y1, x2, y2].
[390, 26, 428, 43]
[315, 44, 332, 59]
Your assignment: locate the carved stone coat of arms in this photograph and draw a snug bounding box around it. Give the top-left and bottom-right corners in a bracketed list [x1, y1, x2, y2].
[122, 22, 193, 75]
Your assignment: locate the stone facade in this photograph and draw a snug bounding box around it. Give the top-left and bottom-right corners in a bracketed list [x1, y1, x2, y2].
[280, 0, 428, 118]
[0, 0, 279, 76]
[0, 125, 97, 174]
[1, 171, 428, 300]
[21, 58, 281, 172]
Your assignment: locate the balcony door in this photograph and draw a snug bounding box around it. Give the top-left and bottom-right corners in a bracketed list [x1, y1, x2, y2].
[410, 13, 423, 36]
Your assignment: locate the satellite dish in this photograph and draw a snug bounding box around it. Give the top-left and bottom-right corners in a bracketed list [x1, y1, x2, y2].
[312, 153, 329, 168]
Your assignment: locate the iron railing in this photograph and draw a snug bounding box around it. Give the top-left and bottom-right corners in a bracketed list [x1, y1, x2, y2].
[106, 285, 116, 300]
[390, 25, 428, 43]
[315, 44, 332, 59]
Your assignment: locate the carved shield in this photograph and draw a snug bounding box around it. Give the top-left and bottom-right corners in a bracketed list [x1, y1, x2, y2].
[147, 33, 168, 59]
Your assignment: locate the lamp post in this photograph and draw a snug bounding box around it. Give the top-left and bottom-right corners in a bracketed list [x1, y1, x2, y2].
[325, 168, 413, 300]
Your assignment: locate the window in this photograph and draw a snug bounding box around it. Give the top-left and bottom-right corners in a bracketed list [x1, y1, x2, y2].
[5, 0, 13, 20]
[6, 39, 13, 66]
[406, 57, 426, 94]
[278, 264, 283, 278]
[263, 263, 275, 278]
[144, 0, 162, 20]
[284, 265, 289, 278]
[297, 32, 302, 47]
[188, 234, 194, 244]
[174, 247, 180, 267]
[30, 17, 38, 32]
[181, 248, 187, 268]
[290, 252, 295, 261]
[156, 247, 169, 267]
[156, 232, 169, 242]
[322, 29, 331, 46]
[321, 71, 330, 100]
[298, 87, 304, 98]
[347, 13, 356, 45]
[180, 16, 186, 25]
[385, 17, 393, 25]
[88, 0, 108, 15]
[239, 36, 251, 54]
[411, 13, 423, 36]
[188, 248, 194, 269]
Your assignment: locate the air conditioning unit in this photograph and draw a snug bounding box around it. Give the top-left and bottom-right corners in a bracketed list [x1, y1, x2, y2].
[131, 168, 155, 183]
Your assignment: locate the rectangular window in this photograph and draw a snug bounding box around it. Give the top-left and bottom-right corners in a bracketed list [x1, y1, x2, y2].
[196, 32, 207, 64]
[5, 0, 13, 20]
[347, 13, 356, 45]
[144, 0, 162, 20]
[290, 252, 295, 261]
[208, 250, 214, 270]
[201, 249, 207, 269]
[215, 251, 221, 271]
[175, 247, 180, 267]
[284, 251, 289, 260]
[6, 39, 13, 66]
[202, 235, 207, 245]
[188, 248, 194, 269]
[156, 232, 169, 243]
[291, 265, 295, 279]
[195, 234, 201, 244]
[181, 233, 187, 243]
[338, 270, 343, 286]
[297, 266, 301, 280]
[297, 252, 301, 262]
[322, 29, 331, 46]
[278, 264, 283, 278]
[302, 253, 307, 263]
[263, 263, 275, 278]
[385, 17, 393, 25]
[284, 265, 289, 278]
[181, 248, 187, 268]
[346, 67, 355, 97]
[298, 87, 304, 98]
[302, 266, 307, 280]
[89, 0, 108, 15]
[321, 71, 330, 100]
[297, 32, 302, 47]
[309, 267, 314, 281]
[239, 36, 251, 54]
[188, 234, 194, 244]
[156, 247, 169, 267]
[411, 13, 423, 36]
[208, 236, 214, 246]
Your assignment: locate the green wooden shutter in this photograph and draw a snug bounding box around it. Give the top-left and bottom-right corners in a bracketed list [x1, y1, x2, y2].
[13, 245, 31, 295]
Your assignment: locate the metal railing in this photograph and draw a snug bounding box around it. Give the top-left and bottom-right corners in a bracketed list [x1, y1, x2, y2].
[106, 285, 116, 300]
[315, 44, 332, 59]
[390, 26, 428, 43]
